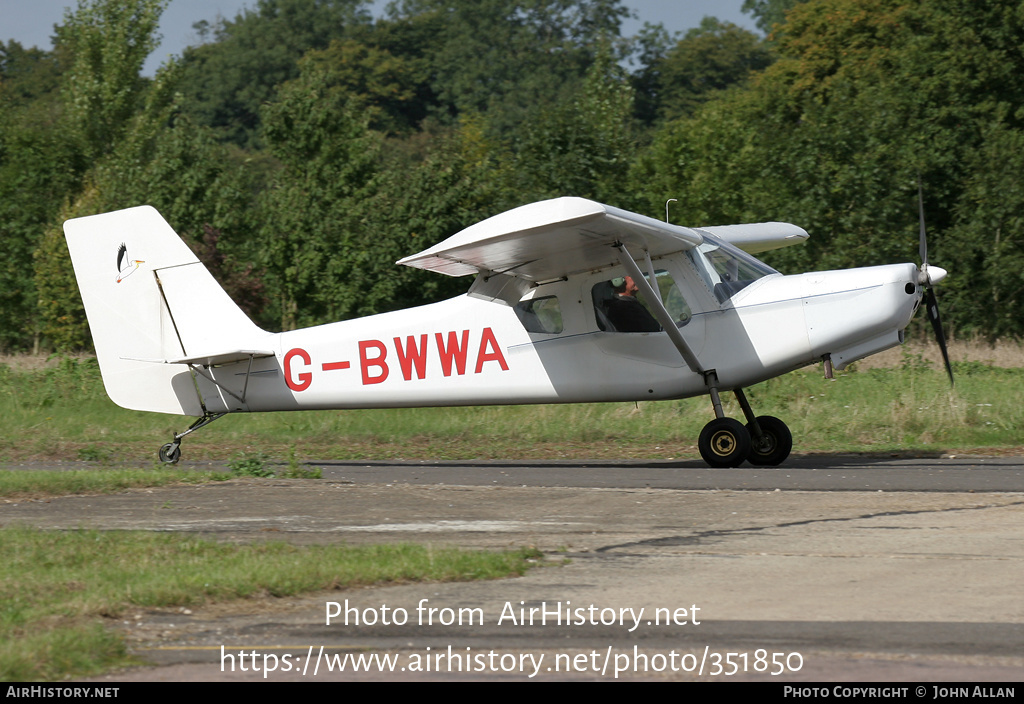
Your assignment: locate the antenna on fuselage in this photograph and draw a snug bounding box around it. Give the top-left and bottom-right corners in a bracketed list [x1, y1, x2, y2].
[665, 199, 677, 224]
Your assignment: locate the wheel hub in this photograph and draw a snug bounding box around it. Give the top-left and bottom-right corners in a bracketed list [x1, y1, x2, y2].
[753, 433, 776, 453]
[711, 431, 738, 456]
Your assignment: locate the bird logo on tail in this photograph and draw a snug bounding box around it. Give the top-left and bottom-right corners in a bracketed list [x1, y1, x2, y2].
[115, 242, 145, 283]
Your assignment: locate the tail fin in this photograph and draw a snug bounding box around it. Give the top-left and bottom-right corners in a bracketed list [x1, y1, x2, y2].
[64, 206, 272, 415]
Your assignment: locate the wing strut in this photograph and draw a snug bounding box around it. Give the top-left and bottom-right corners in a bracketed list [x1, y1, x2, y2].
[642, 250, 662, 302]
[614, 243, 703, 374]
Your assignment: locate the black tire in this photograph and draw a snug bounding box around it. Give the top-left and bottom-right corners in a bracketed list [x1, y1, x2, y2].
[159, 442, 181, 465]
[746, 416, 792, 466]
[698, 417, 751, 468]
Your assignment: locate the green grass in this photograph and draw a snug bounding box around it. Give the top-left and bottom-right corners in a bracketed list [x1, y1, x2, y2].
[0, 526, 542, 681]
[729, 359, 1024, 454]
[0, 468, 228, 500]
[1, 353, 1022, 463]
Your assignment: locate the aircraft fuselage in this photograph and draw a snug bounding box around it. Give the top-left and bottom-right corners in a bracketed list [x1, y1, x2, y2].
[196, 257, 922, 415]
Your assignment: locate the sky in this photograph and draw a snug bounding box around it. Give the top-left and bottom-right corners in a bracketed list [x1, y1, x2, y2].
[1, 0, 759, 75]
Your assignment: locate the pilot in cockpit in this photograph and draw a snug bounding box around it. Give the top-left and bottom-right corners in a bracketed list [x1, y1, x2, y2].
[603, 276, 661, 332]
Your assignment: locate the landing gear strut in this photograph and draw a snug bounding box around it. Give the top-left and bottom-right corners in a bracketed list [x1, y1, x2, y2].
[697, 379, 792, 468]
[157, 412, 226, 465]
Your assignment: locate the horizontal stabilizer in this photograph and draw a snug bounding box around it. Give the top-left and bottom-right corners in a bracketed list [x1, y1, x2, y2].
[166, 350, 276, 367]
[123, 350, 276, 367]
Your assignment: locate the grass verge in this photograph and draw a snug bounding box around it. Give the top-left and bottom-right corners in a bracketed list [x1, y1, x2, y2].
[2, 352, 1024, 463]
[0, 468, 227, 500]
[0, 526, 541, 681]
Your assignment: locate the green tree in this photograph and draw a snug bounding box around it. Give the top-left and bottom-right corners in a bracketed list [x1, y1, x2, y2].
[633, 0, 1024, 338]
[34, 103, 266, 348]
[258, 68, 382, 329]
[343, 118, 512, 317]
[257, 52, 519, 329]
[33, 193, 97, 351]
[636, 17, 772, 124]
[741, 0, 808, 34]
[514, 42, 636, 203]
[56, 0, 169, 159]
[293, 38, 424, 135]
[946, 124, 1024, 339]
[177, 0, 372, 147]
[32, 0, 268, 349]
[0, 125, 84, 350]
[382, 0, 631, 137]
[0, 40, 63, 106]
[0, 40, 82, 350]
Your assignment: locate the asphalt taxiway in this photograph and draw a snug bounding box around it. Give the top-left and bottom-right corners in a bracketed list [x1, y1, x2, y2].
[3, 455, 1022, 681]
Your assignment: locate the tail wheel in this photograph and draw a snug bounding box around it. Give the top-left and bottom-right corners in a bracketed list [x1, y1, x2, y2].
[746, 416, 792, 466]
[698, 417, 751, 468]
[159, 443, 181, 465]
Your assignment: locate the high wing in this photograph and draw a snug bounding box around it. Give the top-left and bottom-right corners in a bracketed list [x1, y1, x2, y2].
[397, 197, 703, 282]
[398, 197, 808, 284]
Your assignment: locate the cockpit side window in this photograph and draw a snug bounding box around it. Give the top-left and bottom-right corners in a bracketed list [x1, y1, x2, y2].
[687, 238, 778, 303]
[591, 270, 692, 333]
[514, 295, 563, 334]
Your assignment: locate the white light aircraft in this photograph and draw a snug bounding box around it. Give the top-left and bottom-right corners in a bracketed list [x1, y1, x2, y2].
[63, 195, 950, 467]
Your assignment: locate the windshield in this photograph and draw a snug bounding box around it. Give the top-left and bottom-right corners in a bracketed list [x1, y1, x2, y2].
[687, 237, 777, 303]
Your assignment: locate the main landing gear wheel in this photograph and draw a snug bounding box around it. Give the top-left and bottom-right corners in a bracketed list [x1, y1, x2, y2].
[698, 417, 751, 468]
[158, 442, 181, 465]
[746, 415, 792, 466]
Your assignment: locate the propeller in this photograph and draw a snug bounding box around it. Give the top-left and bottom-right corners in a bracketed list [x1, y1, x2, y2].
[916, 180, 953, 385]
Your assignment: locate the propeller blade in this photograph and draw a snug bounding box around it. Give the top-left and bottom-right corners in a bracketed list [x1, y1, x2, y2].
[917, 178, 928, 268]
[917, 180, 951, 384]
[924, 288, 953, 385]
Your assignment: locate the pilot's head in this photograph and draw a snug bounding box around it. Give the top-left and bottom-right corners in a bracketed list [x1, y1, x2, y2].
[612, 276, 638, 296]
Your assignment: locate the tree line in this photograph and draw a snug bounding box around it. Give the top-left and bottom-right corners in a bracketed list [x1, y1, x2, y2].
[1, 0, 1022, 352]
